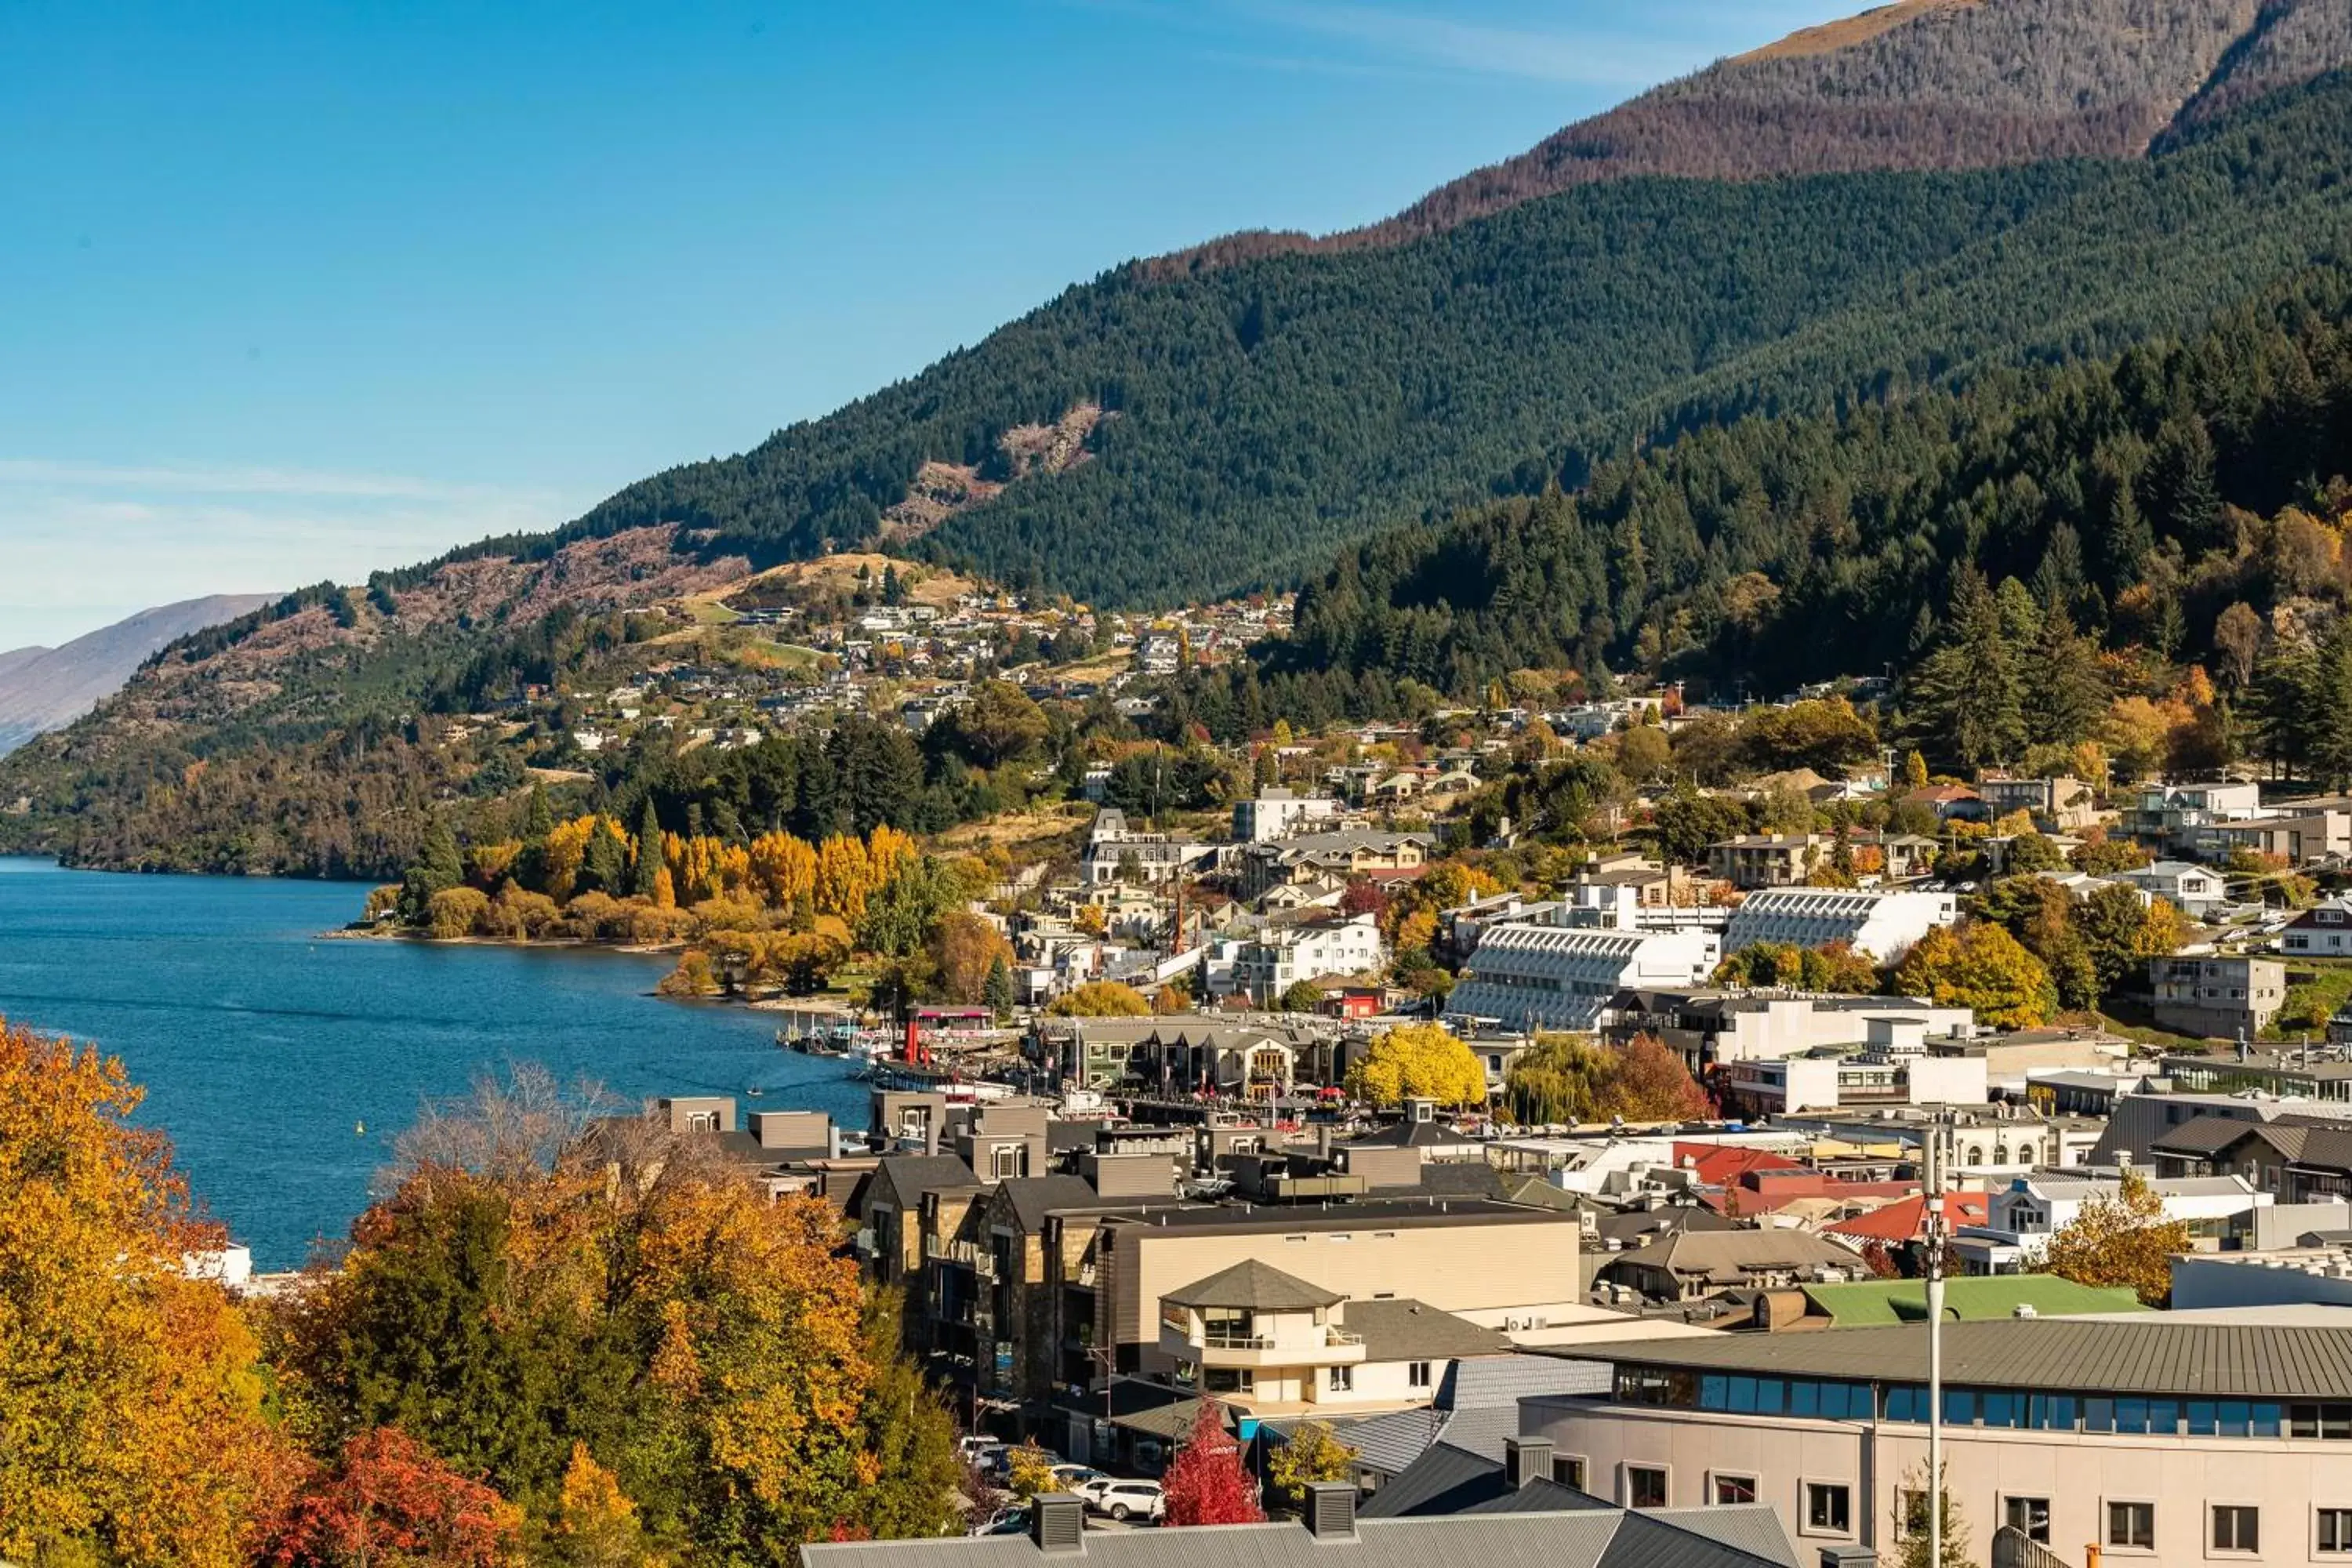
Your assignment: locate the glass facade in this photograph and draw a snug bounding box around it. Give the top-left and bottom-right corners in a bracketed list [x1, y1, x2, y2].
[1611, 1364, 2292, 1439]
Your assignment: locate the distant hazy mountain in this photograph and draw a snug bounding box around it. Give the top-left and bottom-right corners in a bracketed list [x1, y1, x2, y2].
[0, 595, 270, 755]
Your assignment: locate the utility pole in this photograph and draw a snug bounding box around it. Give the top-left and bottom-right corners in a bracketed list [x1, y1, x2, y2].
[1924, 1109, 1951, 1568]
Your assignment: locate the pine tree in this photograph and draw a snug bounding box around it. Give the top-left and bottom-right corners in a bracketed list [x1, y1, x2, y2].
[523, 782, 554, 842]
[1907, 568, 2024, 770]
[630, 800, 663, 900]
[983, 955, 1014, 1015]
[2025, 604, 2109, 748]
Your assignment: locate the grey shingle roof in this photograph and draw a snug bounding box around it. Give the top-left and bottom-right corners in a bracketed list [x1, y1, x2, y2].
[1341, 1298, 1510, 1363]
[1608, 1229, 1861, 1283]
[1163, 1258, 1345, 1312]
[1327, 1406, 1452, 1476]
[873, 1154, 981, 1203]
[1547, 1316, 2352, 1399]
[804, 1508, 1794, 1568]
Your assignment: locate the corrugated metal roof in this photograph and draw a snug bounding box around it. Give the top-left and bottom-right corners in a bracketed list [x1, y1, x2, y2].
[1359, 1442, 1608, 1519]
[804, 1508, 1792, 1568]
[1548, 1316, 2352, 1397]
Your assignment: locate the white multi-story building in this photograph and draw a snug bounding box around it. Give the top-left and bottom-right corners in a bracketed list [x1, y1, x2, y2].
[1224, 913, 1388, 1001]
[1232, 789, 1345, 844]
[1719, 887, 1958, 963]
[1446, 922, 1719, 1033]
[1952, 1171, 2269, 1272]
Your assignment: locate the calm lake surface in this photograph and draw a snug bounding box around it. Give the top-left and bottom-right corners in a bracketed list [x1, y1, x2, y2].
[0, 858, 862, 1269]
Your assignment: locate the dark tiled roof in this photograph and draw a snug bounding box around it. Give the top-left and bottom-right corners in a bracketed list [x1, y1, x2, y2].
[1548, 1317, 2352, 1399]
[1412, 1163, 1512, 1201]
[1341, 1298, 1511, 1363]
[1163, 1258, 1345, 1311]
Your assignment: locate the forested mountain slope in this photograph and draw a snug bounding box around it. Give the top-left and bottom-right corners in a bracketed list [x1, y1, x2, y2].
[1167, 0, 2352, 271]
[1246, 271, 2352, 717]
[520, 70, 2352, 610]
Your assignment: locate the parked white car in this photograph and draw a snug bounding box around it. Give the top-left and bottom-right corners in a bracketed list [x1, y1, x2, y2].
[1083, 1479, 1165, 1523]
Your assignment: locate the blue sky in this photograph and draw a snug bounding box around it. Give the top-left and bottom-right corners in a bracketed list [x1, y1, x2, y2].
[0, 0, 1855, 647]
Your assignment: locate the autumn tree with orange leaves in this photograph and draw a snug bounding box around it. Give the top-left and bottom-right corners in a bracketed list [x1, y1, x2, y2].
[0, 1018, 291, 1567]
[268, 1070, 962, 1560]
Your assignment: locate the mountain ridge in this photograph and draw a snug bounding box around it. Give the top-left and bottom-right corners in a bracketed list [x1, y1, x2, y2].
[1152, 0, 2352, 276]
[0, 596, 273, 757]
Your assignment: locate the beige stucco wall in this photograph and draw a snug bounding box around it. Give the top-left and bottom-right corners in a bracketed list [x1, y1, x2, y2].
[1109, 1216, 1580, 1349]
[1526, 1398, 2352, 1561]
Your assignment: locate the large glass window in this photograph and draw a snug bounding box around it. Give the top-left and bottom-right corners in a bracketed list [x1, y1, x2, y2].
[2107, 1501, 2154, 1550]
[2318, 1507, 2352, 1553]
[2212, 1504, 2259, 1553]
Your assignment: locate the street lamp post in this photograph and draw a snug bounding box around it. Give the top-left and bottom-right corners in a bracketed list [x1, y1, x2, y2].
[1923, 1109, 1951, 1568]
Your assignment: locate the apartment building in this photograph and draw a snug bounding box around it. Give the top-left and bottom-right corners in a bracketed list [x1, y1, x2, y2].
[1602, 989, 1975, 1071]
[1976, 774, 2100, 833]
[1224, 912, 1388, 1004]
[1719, 887, 1958, 964]
[2147, 956, 2287, 1039]
[1524, 1308, 2352, 1563]
[1446, 924, 1719, 1033]
[1233, 788, 1346, 843]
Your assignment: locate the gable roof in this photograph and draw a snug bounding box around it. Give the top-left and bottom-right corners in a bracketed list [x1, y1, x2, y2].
[1820, 1192, 1988, 1243]
[996, 1174, 1105, 1232]
[1608, 1229, 1864, 1284]
[1358, 1441, 1606, 1519]
[870, 1154, 980, 1207]
[1163, 1258, 1345, 1312]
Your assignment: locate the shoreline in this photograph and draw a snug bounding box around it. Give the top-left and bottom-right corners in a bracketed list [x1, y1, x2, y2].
[318, 923, 866, 1020]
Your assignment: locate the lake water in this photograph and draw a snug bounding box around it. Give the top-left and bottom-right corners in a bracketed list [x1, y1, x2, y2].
[0, 858, 862, 1269]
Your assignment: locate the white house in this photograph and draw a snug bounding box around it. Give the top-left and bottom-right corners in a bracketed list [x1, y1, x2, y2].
[2117, 860, 2227, 917]
[1951, 1171, 2268, 1272]
[2285, 897, 2352, 956]
[1232, 789, 1345, 844]
[1223, 913, 1388, 1001]
[1719, 887, 1958, 964]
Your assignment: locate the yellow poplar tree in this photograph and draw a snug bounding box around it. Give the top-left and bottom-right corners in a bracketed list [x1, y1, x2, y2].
[1345, 1022, 1487, 1107]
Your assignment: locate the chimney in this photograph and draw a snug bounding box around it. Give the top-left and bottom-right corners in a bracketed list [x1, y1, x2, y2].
[1304, 1481, 1357, 1540]
[1032, 1494, 1086, 1555]
[1503, 1436, 1553, 1490]
[1817, 1550, 1876, 1568]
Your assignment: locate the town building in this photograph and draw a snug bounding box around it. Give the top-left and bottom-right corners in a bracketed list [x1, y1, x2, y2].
[1976, 774, 2100, 833]
[1233, 788, 1346, 844]
[1080, 808, 1215, 887]
[803, 1486, 1803, 1568]
[1718, 887, 1958, 964]
[2122, 779, 2267, 851]
[1949, 1170, 2268, 1273]
[1222, 913, 1388, 1005]
[1599, 989, 1974, 1073]
[1446, 923, 1719, 1033]
[1524, 1307, 2352, 1563]
[2114, 858, 2228, 916]
[2286, 898, 2352, 957]
[2147, 955, 2288, 1039]
[1717, 1031, 1991, 1117]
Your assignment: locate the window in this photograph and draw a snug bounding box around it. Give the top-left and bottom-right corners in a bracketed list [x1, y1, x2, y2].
[993, 1144, 1022, 1181]
[1625, 1465, 1668, 1509]
[2004, 1497, 2052, 1544]
[2318, 1508, 2352, 1554]
[1711, 1475, 1758, 1506]
[1203, 1368, 1254, 1395]
[1553, 1456, 1587, 1490]
[1406, 1361, 1432, 1390]
[1806, 1483, 1852, 1536]
[2107, 1501, 2154, 1551]
[2212, 1505, 2259, 1553]
[1327, 1366, 1353, 1392]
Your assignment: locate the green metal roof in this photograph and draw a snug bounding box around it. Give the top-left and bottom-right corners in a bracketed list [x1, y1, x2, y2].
[1800, 1276, 2148, 1327]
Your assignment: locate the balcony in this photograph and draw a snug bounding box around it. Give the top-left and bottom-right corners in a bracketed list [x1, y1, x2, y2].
[1158, 1315, 1367, 1370]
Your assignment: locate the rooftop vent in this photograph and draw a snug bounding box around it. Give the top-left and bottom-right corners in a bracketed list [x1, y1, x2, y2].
[1304, 1480, 1357, 1540]
[1033, 1493, 1085, 1555]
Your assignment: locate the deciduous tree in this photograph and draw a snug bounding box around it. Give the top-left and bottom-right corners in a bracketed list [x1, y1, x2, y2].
[1161, 1405, 1262, 1526]
[1045, 980, 1153, 1017]
[2042, 1166, 2190, 1305]
[1345, 1023, 1486, 1106]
